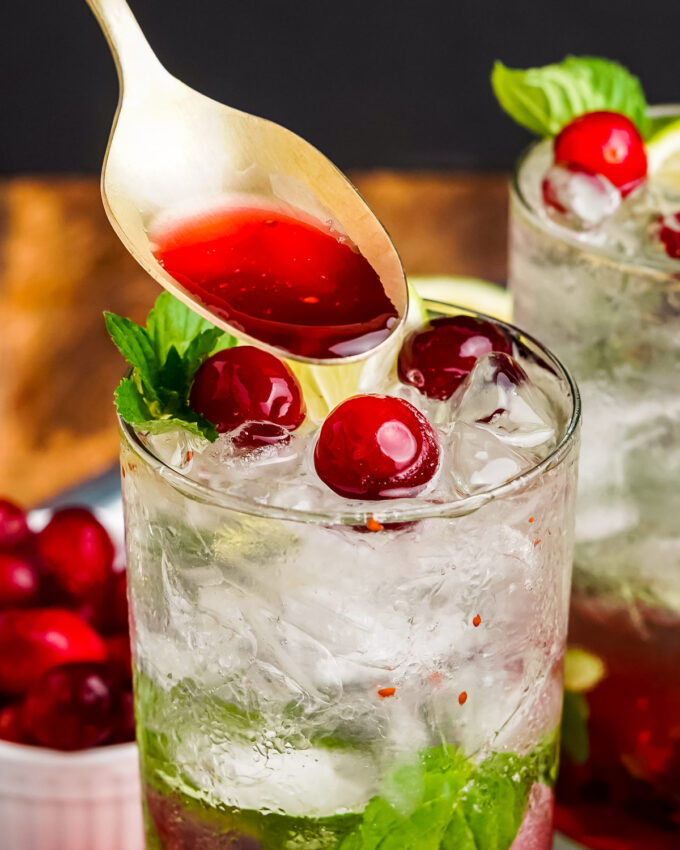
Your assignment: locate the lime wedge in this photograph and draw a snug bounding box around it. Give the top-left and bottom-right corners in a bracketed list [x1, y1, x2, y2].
[564, 647, 606, 693]
[411, 276, 513, 322]
[288, 276, 511, 420]
[646, 117, 680, 190]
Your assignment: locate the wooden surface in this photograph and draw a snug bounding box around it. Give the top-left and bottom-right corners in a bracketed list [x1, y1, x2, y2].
[0, 173, 508, 507]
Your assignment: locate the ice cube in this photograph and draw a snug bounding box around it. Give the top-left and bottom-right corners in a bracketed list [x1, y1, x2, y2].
[542, 163, 620, 229]
[141, 428, 205, 470]
[452, 352, 558, 453]
[448, 353, 559, 495]
[448, 421, 535, 494]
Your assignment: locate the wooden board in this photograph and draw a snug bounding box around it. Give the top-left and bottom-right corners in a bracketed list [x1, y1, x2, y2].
[0, 173, 508, 506]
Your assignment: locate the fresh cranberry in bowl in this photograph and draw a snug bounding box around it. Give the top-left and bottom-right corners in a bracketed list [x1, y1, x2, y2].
[37, 507, 115, 599]
[106, 634, 132, 688]
[0, 553, 41, 609]
[189, 346, 306, 440]
[0, 703, 28, 744]
[553, 111, 647, 196]
[77, 569, 129, 635]
[0, 498, 30, 551]
[314, 395, 440, 500]
[23, 662, 120, 751]
[398, 315, 512, 400]
[0, 608, 107, 694]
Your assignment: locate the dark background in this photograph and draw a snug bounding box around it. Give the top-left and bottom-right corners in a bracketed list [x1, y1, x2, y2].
[3, 0, 680, 174]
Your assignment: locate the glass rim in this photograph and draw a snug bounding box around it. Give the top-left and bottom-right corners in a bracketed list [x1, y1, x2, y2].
[120, 300, 581, 525]
[510, 103, 680, 276]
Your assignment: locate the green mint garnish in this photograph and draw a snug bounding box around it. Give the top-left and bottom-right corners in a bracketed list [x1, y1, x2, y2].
[341, 742, 556, 850]
[105, 292, 237, 442]
[136, 666, 558, 850]
[491, 56, 649, 138]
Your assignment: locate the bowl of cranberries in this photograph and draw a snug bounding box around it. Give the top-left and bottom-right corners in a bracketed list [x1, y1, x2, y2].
[0, 497, 143, 850]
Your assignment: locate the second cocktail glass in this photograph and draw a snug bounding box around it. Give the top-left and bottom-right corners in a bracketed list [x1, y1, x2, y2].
[510, 128, 680, 849]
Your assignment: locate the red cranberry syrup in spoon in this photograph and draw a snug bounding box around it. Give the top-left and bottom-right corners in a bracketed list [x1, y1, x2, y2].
[152, 205, 398, 360]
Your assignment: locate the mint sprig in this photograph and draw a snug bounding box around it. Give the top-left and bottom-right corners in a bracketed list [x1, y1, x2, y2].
[105, 292, 237, 442]
[136, 665, 558, 850]
[341, 740, 556, 850]
[492, 56, 649, 138]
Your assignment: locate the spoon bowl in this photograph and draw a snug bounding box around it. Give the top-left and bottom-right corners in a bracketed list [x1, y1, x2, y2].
[85, 0, 407, 363]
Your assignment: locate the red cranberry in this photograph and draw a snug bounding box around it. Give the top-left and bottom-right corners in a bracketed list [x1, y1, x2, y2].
[231, 422, 292, 450]
[76, 570, 128, 635]
[106, 634, 132, 688]
[0, 703, 28, 744]
[658, 213, 680, 259]
[554, 111, 647, 196]
[109, 570, 129, 633]
[189, 346, 306, 438]
[0, 608, 106, 694]
[23, 663, 118, 750]
[398, 316, 512, 400]
[0, 553, 40, 609]
[112, 691, 136, 743]
[37, 507, 115, 599]
[314, 395, 440, 499]
[0, 499, 30, 551]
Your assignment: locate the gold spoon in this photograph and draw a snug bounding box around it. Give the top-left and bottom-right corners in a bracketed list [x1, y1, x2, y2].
[84, 0, 407, 364]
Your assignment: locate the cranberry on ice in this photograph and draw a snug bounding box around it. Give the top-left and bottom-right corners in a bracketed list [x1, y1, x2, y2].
[189, 346, 306, 440]
[398, 316, 512, 400]
[0, 498, 30, 551]
[37, 507, 115, 599]
[0, 553, 40, 610]
[23, 663, 118, 750]
[554, 111, 647, 196]
[314, 395, 440, 499]
[0, 608, 106, 694]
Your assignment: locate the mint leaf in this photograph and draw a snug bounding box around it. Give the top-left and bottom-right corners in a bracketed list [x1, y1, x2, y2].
[183, 327, 232, 376]
[114, 378, 153, 422]
[459, 752, 530, 850]
[157, 345, 189, 398]
[561, 690, 590, 765]
[147, 291, 237, 361]
[106, 293, 236, 442]
[104, 312, 160, 397]
[491, 56, 649, 137]
[341, 740, 551, 850]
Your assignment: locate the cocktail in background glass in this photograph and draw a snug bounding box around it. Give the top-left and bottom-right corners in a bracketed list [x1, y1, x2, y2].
[117, 299, 580, 850]
[510, 112, 680, 849]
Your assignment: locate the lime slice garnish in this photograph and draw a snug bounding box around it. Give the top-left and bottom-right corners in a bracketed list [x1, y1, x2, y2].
[411, 275, 513, 322]
[564, 647, 606, 693]
[646, 117, 680, 190]
[288, 276, 511, 420]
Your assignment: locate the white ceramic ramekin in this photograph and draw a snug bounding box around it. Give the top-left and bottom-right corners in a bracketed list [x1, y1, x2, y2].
[0, 739, 144, 850]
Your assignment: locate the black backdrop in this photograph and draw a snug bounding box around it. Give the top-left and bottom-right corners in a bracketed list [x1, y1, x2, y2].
[3, 0, 680, 174]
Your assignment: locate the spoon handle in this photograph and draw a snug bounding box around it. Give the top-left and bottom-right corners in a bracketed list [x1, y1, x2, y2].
[85, 0, 162, 86]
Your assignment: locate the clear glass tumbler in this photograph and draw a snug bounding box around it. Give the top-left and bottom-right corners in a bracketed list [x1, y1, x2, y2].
[510, 139, 680, 849]
[120, 304, 580, 850]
